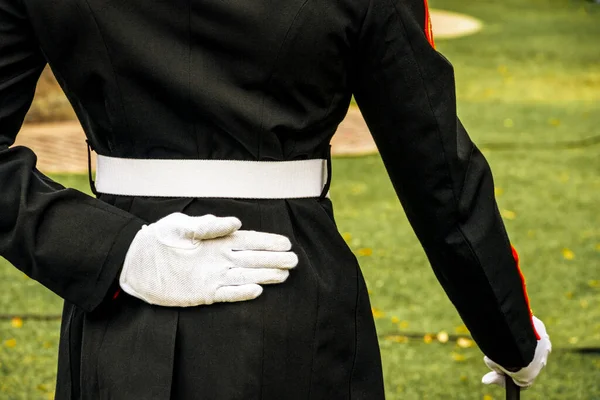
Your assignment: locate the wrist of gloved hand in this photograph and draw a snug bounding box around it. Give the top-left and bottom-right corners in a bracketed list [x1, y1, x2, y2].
[482, 316, 551, 389]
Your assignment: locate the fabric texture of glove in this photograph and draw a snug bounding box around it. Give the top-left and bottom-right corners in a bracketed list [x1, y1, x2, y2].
[119, 213, 298, 307]
[482, 316, 551, 388]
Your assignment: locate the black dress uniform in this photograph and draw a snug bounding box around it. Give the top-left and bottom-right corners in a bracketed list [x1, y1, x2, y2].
[0, 0, 538, 398]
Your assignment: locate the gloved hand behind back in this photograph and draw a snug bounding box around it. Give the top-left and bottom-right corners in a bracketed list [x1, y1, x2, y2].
[119, 212, 298, 307]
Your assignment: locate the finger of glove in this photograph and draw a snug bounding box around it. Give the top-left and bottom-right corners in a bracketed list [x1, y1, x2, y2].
[482, 371, 505, 387]
[191, 216, 242, 240]
[532, 316, 550, 340]
[224, 268, 290, 286]
[532, 317, 552, 359]
[228, 231, 292, 251]
[229, 250, 298, 269]
[213, 284, 263, 303]
[483, 356, 505, 374]
[484, 357, 533, 389]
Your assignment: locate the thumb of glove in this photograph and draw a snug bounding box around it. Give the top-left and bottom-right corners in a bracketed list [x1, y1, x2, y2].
[482, 371, 506, 387]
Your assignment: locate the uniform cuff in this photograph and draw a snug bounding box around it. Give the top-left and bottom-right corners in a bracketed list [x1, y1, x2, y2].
[82, 217, 145, 312]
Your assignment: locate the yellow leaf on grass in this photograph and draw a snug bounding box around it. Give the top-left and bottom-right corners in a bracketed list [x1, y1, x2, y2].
[589, 280, 600, 288]
[391, 316, 400, 324]
[457, 337, 474, 348]
[351, 183, 367, 194]
[562, 248, 575, 260]
[11, 317, 23, 328]
[437, 331, 449, 343]
[36, 383, 51, 392]
[423, 334, 434, 344]
[595, 243, 600, 251]
[501, 210, 516, 220]
[357, 248, 373, 257]
[386, 335, 409, 344]
[483, 395, 493, 400]
[580, 300, 589, 309]
[342, 232, 352, 242]
[399, 321, 409, 329]
[455, 325, 469, 334]
[452, 352, 466, 362]
[371, 308, 385, 319]
[494, 187, 503, 197]
[460, 375, 468, 382]
[23, 355, 34, 365]
[565, 291, 574, 299]
[558, 172, 569, 183]
[4, 338, 16, 348]
[549, 118, 561, 126]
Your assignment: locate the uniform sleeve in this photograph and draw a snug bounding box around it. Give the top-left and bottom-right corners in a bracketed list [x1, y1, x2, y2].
[0, 0, 145, 312]
[350, 0, 538, 368]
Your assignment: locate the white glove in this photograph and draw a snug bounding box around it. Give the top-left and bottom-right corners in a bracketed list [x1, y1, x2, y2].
[119, 213, 298, 307]
[482, 316, 551, 389]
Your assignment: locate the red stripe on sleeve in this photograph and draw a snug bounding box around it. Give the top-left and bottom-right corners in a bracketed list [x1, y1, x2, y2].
[511, 245, 541, 340]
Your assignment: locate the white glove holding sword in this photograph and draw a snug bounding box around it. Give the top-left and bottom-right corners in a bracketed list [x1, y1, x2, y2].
[119, 212, 298, 307]
[482, 316, 552, 389]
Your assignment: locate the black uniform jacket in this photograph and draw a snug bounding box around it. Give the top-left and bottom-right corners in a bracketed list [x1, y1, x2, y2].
[0, 0, 538, 398]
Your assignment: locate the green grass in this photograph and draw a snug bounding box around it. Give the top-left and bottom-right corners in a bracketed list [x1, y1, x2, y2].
[0, 321, 59, 400]
[1, 0, 600, 398]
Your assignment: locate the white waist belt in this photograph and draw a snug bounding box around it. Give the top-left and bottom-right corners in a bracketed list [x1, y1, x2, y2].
[95, 155, 329, 199]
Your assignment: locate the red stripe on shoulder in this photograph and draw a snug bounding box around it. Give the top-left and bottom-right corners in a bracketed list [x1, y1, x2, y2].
[423, 0, 436, 48]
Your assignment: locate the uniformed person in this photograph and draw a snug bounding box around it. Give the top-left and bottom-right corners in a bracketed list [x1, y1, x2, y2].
[0, 0, 550, 398]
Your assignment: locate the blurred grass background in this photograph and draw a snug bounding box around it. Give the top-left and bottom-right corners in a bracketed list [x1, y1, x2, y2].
[1, 0, 599, 398]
